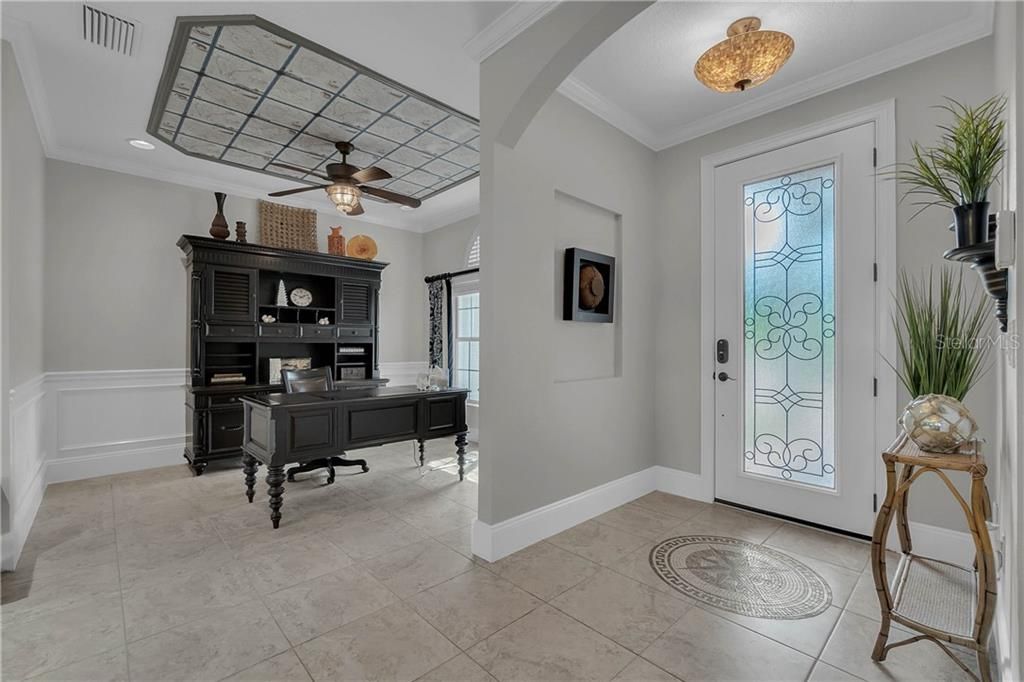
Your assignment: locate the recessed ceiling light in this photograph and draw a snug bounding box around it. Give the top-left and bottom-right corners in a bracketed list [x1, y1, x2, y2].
[128, 138, 155, 150]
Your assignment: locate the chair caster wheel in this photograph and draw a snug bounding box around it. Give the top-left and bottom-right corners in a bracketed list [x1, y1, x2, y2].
[327, 475, 335, 484]
[361, 464, 370, 473]
[286, 474, 295, 482]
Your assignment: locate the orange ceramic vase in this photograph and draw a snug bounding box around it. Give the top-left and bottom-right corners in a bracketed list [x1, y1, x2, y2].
[328, 226, 346, 256]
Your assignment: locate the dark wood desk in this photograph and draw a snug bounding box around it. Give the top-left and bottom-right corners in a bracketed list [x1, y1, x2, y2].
[240, 386, 469, 527]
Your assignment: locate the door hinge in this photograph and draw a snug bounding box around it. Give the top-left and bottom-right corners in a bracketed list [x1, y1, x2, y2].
[873, 493, 878, 513]
[873, 377, 878, 396]
[872, 147, 878, 167]
[873, 262, 878, 282]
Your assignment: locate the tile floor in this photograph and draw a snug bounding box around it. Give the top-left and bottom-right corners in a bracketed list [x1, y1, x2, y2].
[2, 442, 980, 681]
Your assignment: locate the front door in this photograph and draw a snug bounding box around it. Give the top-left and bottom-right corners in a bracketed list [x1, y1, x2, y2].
[713, 123, 877, 536]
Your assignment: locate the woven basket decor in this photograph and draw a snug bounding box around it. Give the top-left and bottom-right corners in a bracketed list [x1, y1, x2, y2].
[259, 200, 318, 251]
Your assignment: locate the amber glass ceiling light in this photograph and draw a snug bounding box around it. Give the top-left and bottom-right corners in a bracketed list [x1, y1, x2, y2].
[326, 183, 362, 215]
[694, 17, 794, 93]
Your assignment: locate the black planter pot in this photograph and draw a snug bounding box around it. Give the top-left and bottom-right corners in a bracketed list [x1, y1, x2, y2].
[951, 202, 990, 248]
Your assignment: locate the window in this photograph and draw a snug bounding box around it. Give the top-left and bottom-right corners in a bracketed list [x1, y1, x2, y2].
[466, 232, 480, 268]
[454, 288, 480, 402]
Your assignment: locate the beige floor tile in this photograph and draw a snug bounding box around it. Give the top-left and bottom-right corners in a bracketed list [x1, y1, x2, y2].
[784, 549, 863, 608]
[1, 592, 124, 680]
[263, 566, 398, 645]
[223, 650, 312, 681]
[765, 524, 870, 572]
[808, 661, 866, 681]
[820, 610, 977, 681]
[30, 646, 128, 682]
[631, 492, 708, 521]
[551, 569, 691, 653]
[238, 532, 354, 594]
[608, 545, 687, 599]
[704, 603, 844, 658]
[116, 516, 227, 589]
[362, 539, 475, 598]
[1, 578, 120, 628]
[295, 602, 459, 682]
[393, 495, 478, 537]
[324, 510, 429, 561]
[13, 527, 118, 588]
[417, 653, 498, 681]
[490, 541, 600, 601]
[122, 545, 254, 641]
[549, 520, 648, 568]
[674, 504, 784, 543]
[612, 657, 681, 681]
[467, 604, 635, 681]
[127, 601, 289, 682]
[845, 554, 898, 618]
[437, 479, 480, 510]
[642, 606, 814, 681]
[434, 524, 483, 562]
[33, 480, 114, 530]
[594, 503, 684, 540]
[409, 567, 542, 648]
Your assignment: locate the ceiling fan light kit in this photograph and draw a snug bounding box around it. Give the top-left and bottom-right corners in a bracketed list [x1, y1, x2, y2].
[327, 183, 362, 215]
[694, 17, 794, 93]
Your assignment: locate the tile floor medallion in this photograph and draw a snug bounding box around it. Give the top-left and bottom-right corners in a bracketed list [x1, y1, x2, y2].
[648, 535, 832, 619]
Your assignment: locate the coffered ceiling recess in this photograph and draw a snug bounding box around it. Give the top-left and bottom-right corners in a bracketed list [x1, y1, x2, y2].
[148, 15, 480, 203]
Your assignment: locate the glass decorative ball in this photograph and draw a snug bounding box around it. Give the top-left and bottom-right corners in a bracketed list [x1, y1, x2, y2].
[900, 394, 977, 453]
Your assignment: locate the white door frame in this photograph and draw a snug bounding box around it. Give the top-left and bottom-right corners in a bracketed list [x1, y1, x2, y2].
[698, 100, 897, 513]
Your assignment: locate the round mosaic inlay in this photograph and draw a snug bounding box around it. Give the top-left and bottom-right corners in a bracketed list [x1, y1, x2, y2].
[649, 535, 831, 619]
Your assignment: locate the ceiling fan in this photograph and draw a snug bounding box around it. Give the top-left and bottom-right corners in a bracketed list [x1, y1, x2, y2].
[267, 141, 421, 215]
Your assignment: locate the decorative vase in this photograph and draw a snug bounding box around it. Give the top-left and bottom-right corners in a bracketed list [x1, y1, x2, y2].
[235, 221, 247, 243]
[900, 393, 978, 453]
[951, 202, 990, 248]
[328, 226, 346, 256]
[210, 192, 230, 240]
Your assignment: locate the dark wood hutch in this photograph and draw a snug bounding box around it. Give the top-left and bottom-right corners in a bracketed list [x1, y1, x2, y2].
[177, 235, 388, 474]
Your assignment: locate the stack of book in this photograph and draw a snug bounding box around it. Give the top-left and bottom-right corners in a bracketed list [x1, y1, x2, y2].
[210, 372, 246, 385]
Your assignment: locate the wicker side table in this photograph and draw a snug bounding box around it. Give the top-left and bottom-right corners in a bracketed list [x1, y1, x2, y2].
[870, 433, 995, 681]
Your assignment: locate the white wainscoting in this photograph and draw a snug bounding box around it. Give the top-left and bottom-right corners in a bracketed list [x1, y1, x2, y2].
[2, 375, 47, 571]
[46, 369, 189, 483]
[472, 466, 979, 567]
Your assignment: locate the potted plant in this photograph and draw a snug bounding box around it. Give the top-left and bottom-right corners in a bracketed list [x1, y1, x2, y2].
[892, 96, 1006, 248]
[889, 268, 991, 452]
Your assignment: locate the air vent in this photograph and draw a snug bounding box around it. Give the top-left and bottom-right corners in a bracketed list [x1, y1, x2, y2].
[82, 4, 137, 56]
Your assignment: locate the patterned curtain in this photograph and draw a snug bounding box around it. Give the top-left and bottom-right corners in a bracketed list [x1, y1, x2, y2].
[428, 280, 445, 368]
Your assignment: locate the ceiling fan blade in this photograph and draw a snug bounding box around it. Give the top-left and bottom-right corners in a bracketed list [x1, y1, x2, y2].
[361, 185, 422, 208]
[268, 162, 330, 182]
[350, 166, 392, 184]
[348, 201, 365, 216]
[267, 184, 330, 198]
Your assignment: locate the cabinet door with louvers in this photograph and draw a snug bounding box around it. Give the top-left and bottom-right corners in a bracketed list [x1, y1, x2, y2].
[206, 266, 256, 321]
[339, 279, 376, 325]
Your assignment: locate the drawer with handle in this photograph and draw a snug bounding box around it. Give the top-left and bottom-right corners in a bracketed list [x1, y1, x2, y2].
[206, 323, 255, 338]
[337, 326, 372, 339]
[301, 325, 335, 339]
[259, 324, 300, 338]
[208, 407, 244, 452]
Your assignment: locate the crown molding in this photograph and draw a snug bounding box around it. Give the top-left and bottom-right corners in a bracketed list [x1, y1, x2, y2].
[564, 1, 995, 152]
[2, 16, 57, 157]
[464, 1, 560, 63]
[556, 76, 660, 150]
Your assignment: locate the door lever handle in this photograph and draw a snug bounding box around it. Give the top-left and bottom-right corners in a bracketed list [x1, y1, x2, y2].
[717, 372, 736, 382]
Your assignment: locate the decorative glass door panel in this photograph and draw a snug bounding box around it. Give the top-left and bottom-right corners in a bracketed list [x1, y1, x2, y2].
[742, 164, 836, 489]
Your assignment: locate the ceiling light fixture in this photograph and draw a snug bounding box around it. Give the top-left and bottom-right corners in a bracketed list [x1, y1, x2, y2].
[694, 17, 794, 93]
[128, 138, 155, 150]
[326, 182, 362, 215]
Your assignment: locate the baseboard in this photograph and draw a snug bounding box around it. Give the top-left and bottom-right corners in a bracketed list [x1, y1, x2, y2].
[473, 467, 658, 562]
[46, 439, 185, 484]
[652, 465, 713, 503]
[1, 458, 45, 571]
[883, 520, 981, 567]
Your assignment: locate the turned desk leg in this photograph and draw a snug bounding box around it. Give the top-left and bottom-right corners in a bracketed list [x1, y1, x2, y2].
[455, 432, 468, 482]
[243, 453, 258, 503]
[266, 465, 286, 529]
[418, 439, 425, 467]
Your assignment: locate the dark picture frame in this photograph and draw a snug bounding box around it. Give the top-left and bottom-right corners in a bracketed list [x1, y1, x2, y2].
[563, 247, 615, 323]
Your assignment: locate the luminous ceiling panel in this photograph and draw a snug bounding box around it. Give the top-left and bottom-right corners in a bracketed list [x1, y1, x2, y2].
[148, 15, 480, 202]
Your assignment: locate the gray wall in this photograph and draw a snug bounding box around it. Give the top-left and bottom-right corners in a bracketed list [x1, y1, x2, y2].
[652, 37, 997, 530]
[479, 92, 657, 524]
[43, 160, 427, 371]
[2, 40, 46, 388]
[423, 214, 477, 277]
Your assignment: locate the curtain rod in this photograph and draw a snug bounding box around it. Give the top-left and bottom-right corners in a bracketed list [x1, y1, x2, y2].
[424, 267, 479, 284]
